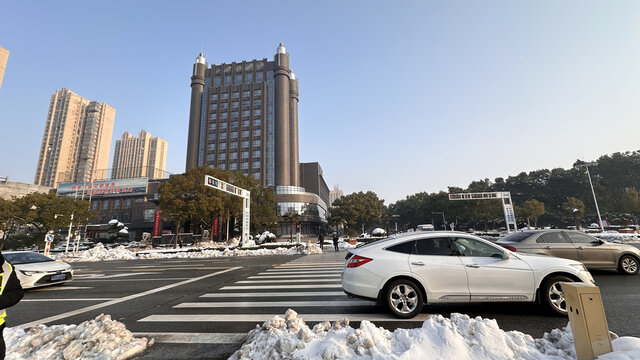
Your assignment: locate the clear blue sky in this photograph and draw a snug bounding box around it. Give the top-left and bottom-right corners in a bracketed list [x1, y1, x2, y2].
[1, 1, 639, 204]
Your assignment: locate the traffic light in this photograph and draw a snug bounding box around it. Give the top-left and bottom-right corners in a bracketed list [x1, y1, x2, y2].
[296, 222, 300, 233]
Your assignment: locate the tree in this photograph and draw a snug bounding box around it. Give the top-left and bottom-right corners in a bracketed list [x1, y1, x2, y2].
[562, 197, 585, 227]
[0, 198, 19, 249]
[330, 191, 384, 234]
[521, 199, 545, 228]
[622, 189, 640, 225]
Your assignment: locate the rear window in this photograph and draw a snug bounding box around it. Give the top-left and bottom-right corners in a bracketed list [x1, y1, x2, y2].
[4, 252, 55, 265]
[500, 232, 535, 243]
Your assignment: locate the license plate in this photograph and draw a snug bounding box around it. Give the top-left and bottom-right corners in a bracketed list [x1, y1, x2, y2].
[51, 274, 66, 281]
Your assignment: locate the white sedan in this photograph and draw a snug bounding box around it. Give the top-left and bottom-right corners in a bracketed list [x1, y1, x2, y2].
[342, 231, 595, 318]
[4, 251, 73, 289]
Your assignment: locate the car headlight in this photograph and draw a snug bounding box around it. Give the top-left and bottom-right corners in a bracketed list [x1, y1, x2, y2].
[20, 270, 45, 276]
[570, 263, 588, 272]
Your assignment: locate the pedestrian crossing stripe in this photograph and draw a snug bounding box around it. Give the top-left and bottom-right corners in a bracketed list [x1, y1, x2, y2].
[132, 332, 247, 344]
[173, 300, 373, 308]
[236, 279, 340, 283]
[248, 275, 340, 279]
[200, 291, 346, 298]
[138, 314, 431, 323]
[220, 284, 342, 290]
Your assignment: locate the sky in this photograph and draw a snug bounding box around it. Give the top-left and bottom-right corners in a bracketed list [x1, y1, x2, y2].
[1, 1, 639, 204]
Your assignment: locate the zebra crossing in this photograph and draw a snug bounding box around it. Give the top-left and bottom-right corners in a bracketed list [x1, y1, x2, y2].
[133, 259, 427, 345]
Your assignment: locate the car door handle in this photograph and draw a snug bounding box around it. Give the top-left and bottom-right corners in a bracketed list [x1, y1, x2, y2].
[544, 246, 551, 250]
[465, 264, 480, 268]
[577, 246, 584, 250]
[411, 261, 425, 266]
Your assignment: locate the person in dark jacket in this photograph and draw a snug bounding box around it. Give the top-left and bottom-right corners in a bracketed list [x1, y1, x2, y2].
[0, 251, 24, 359]
[332, 233, 339, 252]
[317, 233, 324, 250]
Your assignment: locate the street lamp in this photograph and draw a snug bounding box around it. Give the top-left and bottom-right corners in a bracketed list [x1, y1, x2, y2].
[391, 214, 400, 233]
[576, 163, 603, 230]
[54, 213, 74, 252]
[432, 212, 447, 231]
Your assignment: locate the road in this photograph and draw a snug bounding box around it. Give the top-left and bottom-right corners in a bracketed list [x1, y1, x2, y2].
[8, 249, 640, 360]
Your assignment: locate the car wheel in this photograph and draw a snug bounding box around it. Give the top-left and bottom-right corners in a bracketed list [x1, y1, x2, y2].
[618, 255, 639, 275]
[541, 275, 572, 316]
[385, 279, 423, 319]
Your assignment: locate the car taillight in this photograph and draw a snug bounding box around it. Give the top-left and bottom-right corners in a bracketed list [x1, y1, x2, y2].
[505, 246, 516, 252]
[346, 255, 373, 268]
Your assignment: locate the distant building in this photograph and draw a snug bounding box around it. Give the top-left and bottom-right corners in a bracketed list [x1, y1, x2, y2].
[0, 45, 8, 89]
[0, 177, 51, 200]
[34, 88, 115, 187]
[111, 130, 168, 180]
[186, 44, 328, 235]
[329, 185, 344, 206]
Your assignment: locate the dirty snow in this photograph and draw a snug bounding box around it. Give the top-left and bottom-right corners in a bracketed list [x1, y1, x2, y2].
[592, 231, 640, 243]
[230, 309, 640, 360]
[54, 241, 323, 262]
[5, 314, 150, 360]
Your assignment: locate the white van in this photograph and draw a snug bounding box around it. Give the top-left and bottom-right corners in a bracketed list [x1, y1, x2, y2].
[416, 224, 435, 231]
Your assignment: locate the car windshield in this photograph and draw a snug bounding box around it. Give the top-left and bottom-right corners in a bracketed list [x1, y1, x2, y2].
[499, 232, 535, 243]
[4, 252, 55, 264]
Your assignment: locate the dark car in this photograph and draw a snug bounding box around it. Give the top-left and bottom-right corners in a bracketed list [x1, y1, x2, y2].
[496, 229, 640, 275]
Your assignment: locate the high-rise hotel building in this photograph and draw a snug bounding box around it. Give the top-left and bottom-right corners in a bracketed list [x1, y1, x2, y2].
[186, 44, 328, 234]
[112, 130, 168, 180]
[0, 45, 9, 89]
[35, 88, 115, 187]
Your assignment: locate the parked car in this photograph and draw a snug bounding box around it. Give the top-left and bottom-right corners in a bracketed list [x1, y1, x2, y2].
[496, 229, 640, 275]
[341, 231, 594, 318]
[3, 251, 73, 289]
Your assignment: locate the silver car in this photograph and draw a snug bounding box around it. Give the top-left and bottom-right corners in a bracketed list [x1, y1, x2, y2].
[496, 230, 640, 275]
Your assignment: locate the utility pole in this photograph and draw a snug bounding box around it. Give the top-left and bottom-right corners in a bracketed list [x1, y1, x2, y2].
[432, 212, 447, 231]
[577, 162, 604, 230]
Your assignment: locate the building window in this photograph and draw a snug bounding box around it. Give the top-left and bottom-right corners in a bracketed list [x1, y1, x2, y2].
[253, 99, 261, 106]
[207, 154, 215, 161]
[210, 103, 217, 110]
[254, 89, 261, 96]
[221, 102, 228, 109]
[232, 101, 239, 108]
[252, 150, 261, 157]
[242, 110, 250, 117]
[253, 129, 261, 136]
[244, 73, 252, 82]
[113, 199, 121, 209]
[102, 200, 110, 210]
[220, 133, 227, 140]
[219, 142, 227, 150]
[243, 90, 250, 97]
[253, 139, 261, 146]
[230, 152, 237, 159]
[230, 131, 238, 138]
[209, 123, 217, 131]
[231, 111, 238, 118]
[253, 109, 261, 116]
[218, 153, 226, 160]
[241, 140, 249, 148]
[242, 120, 250, 127]
[209, 113, 217, 120]
[221, 93, 229, 100]
[252, 172, 261, 180]
[221, 112, 228, 119]
[230, 141, 238, 149]
[241, 162, 249, 170]
[123, 199, 131, 209]
[231, 120, 238, 128]
[208, 133, 216, 140]
[208, 143, 216, 151]
[230, 163, 237, 171]
[224, 75, 231, 85]
[253, 119, 261, 126]
[214, 76, 221, 86]
[241, 151, 249, 159]
[242, 100, 250, 107]
[235, 74, 242, 84]
[220, 122, 227, 129]
[91, 200, 98, 210]
[256, 73, 263, 82]
[143, 209, 155, 223]
[219, 163, 226, 170]
[253, 161, 260, 169]
[242, 130, 250, 137]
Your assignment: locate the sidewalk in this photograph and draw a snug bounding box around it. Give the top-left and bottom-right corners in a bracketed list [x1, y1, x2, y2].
[289, 246, 347, 264]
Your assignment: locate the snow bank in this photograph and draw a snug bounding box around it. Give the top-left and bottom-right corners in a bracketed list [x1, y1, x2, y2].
[54, 241, 323, 262]
[230, 309, 639, 360]
[592, 232, 640, 243]
[5, 314, 150, 360]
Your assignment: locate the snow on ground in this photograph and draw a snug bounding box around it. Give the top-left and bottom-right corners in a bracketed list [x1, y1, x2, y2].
[54, 241, 323, 262]
[592, 231, 640, 243]
[230, 309, 640, 360]
[4, 314, 150, 360]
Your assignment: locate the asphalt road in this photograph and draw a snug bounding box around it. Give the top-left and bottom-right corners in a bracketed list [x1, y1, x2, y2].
[7, 249, 640, 360]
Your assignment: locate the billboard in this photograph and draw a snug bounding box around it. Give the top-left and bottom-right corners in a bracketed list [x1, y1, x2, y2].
[57, 178, 149, 198]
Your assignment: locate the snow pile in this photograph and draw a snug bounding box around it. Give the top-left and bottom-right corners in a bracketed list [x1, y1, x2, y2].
[230, 309, 640, 360]
[54, 243, 137, 262]
[592, 232, 640, 243]
[258, 231, 277, 243]
[5, 314, 150, 360]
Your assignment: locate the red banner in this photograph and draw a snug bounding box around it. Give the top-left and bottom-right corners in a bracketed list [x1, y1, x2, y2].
[153, 210, 162, 237]
[212, 217, 219, 241]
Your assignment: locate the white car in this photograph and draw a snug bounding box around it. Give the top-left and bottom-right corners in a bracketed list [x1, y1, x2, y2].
[342, 231, 595, 318]
[4, 251, 73, 289]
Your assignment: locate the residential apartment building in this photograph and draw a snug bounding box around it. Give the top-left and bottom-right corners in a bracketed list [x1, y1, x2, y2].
[186, 44, 328, 235]
[34, 88, 115, 187]
[111, 130, 168, 180]
[329, 185, 344, 206]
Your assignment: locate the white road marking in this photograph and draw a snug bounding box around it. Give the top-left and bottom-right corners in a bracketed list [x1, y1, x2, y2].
[200, 291, 346, 298]
[121, 264, 205, 269]
[237, 279, 339, 283]
[73, 278, 191, 281]
[16, 267, 242, 329]
[266, 267, 342, 271]
[248, 274, 340, 279]
[132, 332, 247, 344]
[21, 298, 115, 302]
[174, 300, 373, 308]
[30, 286, 92, 291]
[220, 284, 342, 290]
[74, 272, 160, 279]
[139, 313, 431, 323]
[257, 271, 342, 275]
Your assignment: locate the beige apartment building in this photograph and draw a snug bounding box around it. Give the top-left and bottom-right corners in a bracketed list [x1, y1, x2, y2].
[34, 88, 115, 187]
[111, 130, 168, 179]
[0, 45, 9, 89]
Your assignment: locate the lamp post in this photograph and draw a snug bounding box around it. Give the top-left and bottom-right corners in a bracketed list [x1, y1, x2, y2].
[391, 214, 400, 233]
[432, 211, 447, 231]
[576, 163, 603, 230]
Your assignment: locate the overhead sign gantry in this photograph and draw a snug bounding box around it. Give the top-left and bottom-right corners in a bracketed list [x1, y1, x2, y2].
[204, 175, 251, 245]
[449, 192, 517, 233]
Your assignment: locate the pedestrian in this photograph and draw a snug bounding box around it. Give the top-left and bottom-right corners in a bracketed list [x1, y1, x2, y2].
[332, 233, 339, 252]
[318, 233, 324, 250]
[0, 250, 24, 359]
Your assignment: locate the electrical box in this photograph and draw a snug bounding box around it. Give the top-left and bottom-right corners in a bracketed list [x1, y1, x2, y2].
[562, 282, 612, 360]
